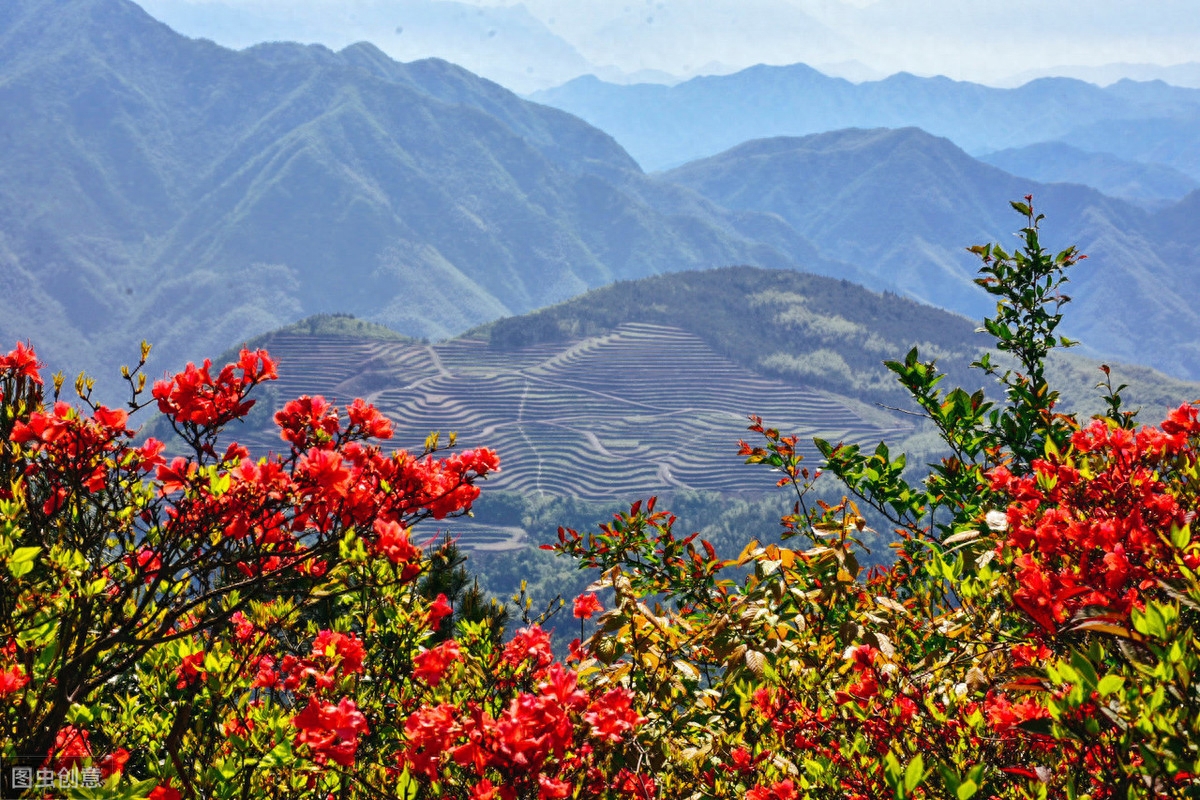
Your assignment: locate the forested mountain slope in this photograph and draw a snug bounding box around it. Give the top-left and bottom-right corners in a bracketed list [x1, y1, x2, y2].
[0, 0, 841, 388]
[663, 129, 1200, 379]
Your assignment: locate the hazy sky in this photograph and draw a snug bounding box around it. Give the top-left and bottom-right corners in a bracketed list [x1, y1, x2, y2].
[136, 0, 1200, 91]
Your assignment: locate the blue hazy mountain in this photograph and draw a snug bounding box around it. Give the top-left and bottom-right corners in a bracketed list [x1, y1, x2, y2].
[662, 128, 1200, 379]
[4, 0, 1199, 390]
[978, 142, 1198, 207]
[529, 66, 1200, 174]
[0, 0, 847, 386]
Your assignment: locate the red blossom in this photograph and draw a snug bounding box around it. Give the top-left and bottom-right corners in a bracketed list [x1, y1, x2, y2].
[275, 395, 340, 449]
[311, 630, 366, 675]
[428, 593, 453, 631]
[502, 626, 554, 672]
[372, 518, 422, 578]
[0, 664, 29, 695]
[614, 769, 656, 798]
[413, 640, 462, 686]
[98, 748, 130, 779]
[0, 341, 43, 384]
[747, 780, 797, 800]
[46, 726, 92, 770]
[153, 349, 274, 427]
[584, 688, 643, 742]
[572, 593, 603, 620]
[175, 651, 207, 689]
[296, 447, 352, 498]
[347, 398, 394, 440]
[293, 696, 370, 767]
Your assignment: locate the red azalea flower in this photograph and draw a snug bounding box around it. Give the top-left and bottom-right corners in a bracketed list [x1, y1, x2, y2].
[413, 641, 462, 686]
[572, 593, 603, 620]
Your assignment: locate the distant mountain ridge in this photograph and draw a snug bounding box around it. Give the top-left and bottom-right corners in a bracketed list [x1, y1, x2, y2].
[978, 143, 1198, 207]
[4, 0, 1200, 394]
[529, 65, 1200, 174]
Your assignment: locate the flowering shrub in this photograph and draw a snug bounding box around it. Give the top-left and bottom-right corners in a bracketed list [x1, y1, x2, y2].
[4, 198, 1199, 798]
[542, 200, 1200, 798]
[0, 341, 642, 798]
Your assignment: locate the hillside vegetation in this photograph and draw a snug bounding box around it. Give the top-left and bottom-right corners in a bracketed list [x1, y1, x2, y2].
[0, 0, 843, 395]
[662, 129, 1200, 379]
[221, 268, 1200, 560]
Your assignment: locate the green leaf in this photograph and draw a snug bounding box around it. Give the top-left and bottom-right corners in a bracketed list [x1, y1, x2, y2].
[1132, 605, 1168, 640]
[8, 545, 40, 578]
[1171, 523, 1192, 550]
[1097, 674, 1125, 697]
[904, 754, 925, 793]
[957, 780, 979, 800]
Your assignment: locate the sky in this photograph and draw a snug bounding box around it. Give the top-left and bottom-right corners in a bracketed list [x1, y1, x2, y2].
[135, 0, 1200, 92]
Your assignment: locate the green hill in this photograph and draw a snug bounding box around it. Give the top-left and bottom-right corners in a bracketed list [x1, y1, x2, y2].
[661, 128, 1200, 380]
[221, 268, 1200, 550]
[0, 0, 846, 400]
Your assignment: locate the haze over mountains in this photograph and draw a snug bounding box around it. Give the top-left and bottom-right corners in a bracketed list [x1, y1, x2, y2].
[662, 129, 1200, 377]
[137, 0, 1200, 93]
[530, 66, 1200, 174]
[3, 0, 1200, 393]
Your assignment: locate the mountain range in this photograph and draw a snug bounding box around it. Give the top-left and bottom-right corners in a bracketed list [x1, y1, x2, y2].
[0, 0, 853, 390]
[661, 128, 1200, 378]
[529, 66, 1200, 176]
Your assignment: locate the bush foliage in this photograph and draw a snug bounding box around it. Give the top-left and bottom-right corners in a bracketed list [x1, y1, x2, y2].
[2, 199, 1199, 799]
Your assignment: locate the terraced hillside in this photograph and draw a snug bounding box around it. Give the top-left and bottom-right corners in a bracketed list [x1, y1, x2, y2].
[223, 266, 1200, 553]
[237, 323, 910, 503]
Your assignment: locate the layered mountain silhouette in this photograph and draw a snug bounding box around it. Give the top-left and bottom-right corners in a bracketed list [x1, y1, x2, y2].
[979, 142, 1198, 207]
[0, 0, 843, 387]
[662, 128, 1200, 378]
[530, 67, 1200, 174]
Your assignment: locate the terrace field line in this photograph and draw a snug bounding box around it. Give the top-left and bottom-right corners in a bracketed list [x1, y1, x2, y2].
[579, 429, 616, 459]
[656, 462, 685, 488]
[513, 371, 676, 414]
[426, 344, 453, 379]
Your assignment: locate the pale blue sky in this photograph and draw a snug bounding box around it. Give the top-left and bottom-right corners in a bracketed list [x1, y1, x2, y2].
[136, 0, 1200, 91]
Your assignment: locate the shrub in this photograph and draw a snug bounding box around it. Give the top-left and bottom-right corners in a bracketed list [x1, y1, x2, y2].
[546, 199, 1200, 798]
[4, 198, 1197, 799]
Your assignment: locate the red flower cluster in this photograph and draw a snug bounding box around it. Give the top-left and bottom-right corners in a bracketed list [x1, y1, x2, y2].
[413, 640, 462, 686]
[990, 406, 1200, 633]
[263, 629, 367, 693]
[153, 349, 276, 427]
[0, 341, 41, 384]
[401, 658, 644, 798]
[2, 340, 509, 797]
[11, 399, 165, 514]
[746, 779, 797, 800]
[175, 650, 207, 689]
[572, 593, 603, 620]
[293, 696, 370, 767]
